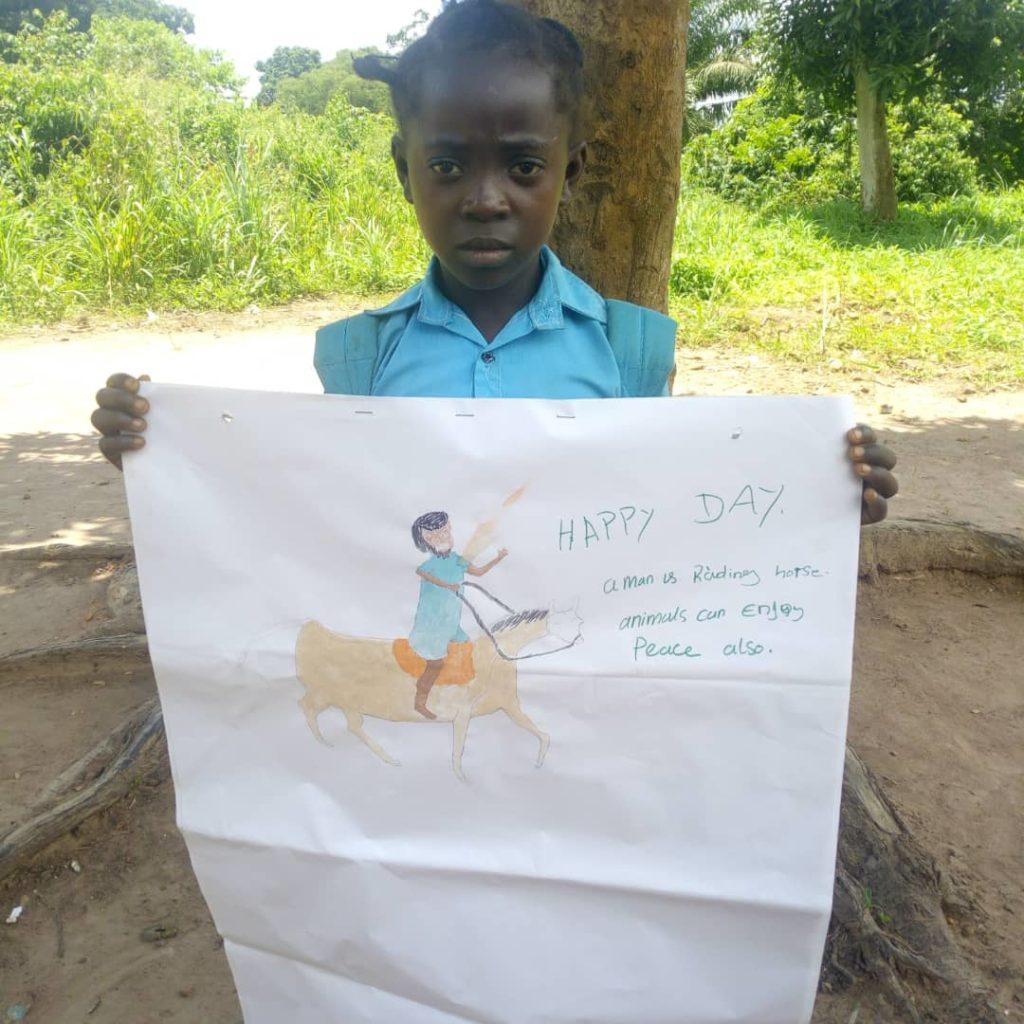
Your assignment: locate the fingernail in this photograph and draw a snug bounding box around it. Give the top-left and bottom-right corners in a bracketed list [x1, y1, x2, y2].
[857, 463, 871, 475]
[133, 399, 148, 413]
[851, 446, 865, 459]
[864, 488, 877, 500]
[132, 436, 145, 447]
[132, 418, 145, 430]
[851, 430, 862, 442]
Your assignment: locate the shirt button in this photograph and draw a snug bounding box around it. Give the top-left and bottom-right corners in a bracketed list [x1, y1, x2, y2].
[481, 351, 495, 363]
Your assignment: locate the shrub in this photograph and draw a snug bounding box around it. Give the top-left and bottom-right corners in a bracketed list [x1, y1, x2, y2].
[889, 98, 978, 200]
[683, 82, 980, 204]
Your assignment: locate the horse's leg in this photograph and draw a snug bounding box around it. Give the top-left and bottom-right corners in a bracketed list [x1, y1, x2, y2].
[343, 709, 400, 767]
[502, 704, 550, 767]
[298, 691, 330, 746]
[451, 710, 472, 782]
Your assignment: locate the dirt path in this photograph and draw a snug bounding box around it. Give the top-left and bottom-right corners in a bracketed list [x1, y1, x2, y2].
[2, 299, 1022, 557]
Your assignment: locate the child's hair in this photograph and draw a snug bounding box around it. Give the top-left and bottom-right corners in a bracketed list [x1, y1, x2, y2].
[412, 511, 450, 553]
[353, 0, 585, 138]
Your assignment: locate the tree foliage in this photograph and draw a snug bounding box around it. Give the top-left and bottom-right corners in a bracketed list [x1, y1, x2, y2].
[683, 83, 980, 204]
[766, 0, 1024, 108]
[764, 0, 1024, 216]
[686, 0, 762, 136]
[275, 49, 390, 116]
[0, 0, 194, 35]
[254, 46, 321, 107]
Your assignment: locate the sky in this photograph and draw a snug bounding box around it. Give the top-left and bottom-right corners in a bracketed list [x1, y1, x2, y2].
[187, 0, 441, 96]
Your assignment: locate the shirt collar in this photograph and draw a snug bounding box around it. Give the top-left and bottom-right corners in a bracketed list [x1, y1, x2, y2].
[365, 245, 607, 328]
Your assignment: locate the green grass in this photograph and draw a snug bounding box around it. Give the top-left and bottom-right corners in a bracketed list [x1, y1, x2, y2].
[670, 187, 1024, 385]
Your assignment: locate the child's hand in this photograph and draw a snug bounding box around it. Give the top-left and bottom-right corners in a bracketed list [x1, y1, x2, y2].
[91, 373, 150, 470]
[846, 424, 898, 524]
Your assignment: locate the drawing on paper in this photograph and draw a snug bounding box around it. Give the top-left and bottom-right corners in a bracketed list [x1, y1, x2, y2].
[399, 509, 508, 720]
[293, 485, 583, 778]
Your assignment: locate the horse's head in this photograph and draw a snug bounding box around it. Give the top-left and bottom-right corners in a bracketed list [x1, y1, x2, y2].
[489, 608, 550, 654]
[547, 599, 583, 647]
[489, 600, 583, 658]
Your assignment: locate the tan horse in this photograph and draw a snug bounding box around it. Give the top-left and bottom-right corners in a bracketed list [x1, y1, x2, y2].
[295, 608, 574, 779]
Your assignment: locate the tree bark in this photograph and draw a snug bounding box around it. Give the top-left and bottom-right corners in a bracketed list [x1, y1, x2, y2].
[511, 0, 689, 312]
[854, 65, 898, 221]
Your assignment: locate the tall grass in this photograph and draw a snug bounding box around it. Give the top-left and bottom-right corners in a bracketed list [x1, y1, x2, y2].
[0, 15, 430, 320]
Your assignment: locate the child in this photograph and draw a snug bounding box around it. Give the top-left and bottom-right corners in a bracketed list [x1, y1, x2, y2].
[91, 1, 897, 526]
[408, 511, 507, 718]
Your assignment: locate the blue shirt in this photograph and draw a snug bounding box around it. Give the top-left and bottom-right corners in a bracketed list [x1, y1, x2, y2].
[366, 247, 626, 399]
[409, 553, 470, 660]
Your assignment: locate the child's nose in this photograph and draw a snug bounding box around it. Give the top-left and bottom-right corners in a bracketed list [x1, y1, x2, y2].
[461, 174, 510, 220]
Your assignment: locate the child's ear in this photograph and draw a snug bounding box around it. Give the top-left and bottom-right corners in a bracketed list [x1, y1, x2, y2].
[391, 134, 413, 204]
[560, 141, 588, 205]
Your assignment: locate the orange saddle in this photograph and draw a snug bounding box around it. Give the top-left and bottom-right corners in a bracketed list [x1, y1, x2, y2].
[392, 640, 476, 686]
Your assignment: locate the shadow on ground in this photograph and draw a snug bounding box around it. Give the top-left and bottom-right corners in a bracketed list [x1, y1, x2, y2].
[773, 197, 1023, 252]
[0, 431, 129, 552]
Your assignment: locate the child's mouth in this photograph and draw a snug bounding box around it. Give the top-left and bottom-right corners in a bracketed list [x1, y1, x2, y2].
[457, 239, 514, 266]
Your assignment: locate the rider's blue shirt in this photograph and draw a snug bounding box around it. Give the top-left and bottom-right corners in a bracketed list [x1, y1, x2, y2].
[409, 552, 470, 661]
[364, 247, 628, 399]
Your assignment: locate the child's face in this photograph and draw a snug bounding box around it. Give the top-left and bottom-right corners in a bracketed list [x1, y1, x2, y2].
[423, 523, 453, 554]
[392, 56, 586, 293]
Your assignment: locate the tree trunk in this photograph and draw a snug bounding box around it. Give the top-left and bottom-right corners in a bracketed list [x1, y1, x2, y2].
[854, 65, 898, 221]
[511, 0, 689, 312]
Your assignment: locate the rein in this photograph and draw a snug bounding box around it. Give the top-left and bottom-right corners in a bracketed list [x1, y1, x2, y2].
[457, 582, 580, 662]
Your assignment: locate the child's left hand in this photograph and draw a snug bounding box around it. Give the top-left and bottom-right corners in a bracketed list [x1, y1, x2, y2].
[847, 424, 898, 524]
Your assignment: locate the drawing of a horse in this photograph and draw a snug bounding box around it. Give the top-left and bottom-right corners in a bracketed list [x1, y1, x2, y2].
[295, 607, 578, 779]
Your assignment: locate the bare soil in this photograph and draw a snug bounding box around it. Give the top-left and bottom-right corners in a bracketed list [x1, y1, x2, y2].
[1, 304, 1021, 1022]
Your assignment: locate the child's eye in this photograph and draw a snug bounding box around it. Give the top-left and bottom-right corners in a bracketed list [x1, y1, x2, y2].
[429, 160, 462, 178]
[512, 161, 544, 178]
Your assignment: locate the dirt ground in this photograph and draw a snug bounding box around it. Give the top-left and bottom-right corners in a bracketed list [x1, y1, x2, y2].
[1, 302, 1022, 1023]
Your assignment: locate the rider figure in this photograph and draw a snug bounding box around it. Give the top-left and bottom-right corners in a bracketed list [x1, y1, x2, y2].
[409, 512, 508, 719]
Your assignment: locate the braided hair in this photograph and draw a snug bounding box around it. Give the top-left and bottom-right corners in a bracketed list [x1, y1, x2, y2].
[353, 0, 585, 137]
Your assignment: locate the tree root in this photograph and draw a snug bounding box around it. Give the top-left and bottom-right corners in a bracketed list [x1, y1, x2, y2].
[0, 698, 166, 884]
[0, 633, 150, 687]
[824, 747, 1002, 1022]
[860, 518, 1024, 580]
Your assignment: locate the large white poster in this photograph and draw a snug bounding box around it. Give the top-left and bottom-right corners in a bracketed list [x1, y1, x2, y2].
[125, 386, 861, 1024]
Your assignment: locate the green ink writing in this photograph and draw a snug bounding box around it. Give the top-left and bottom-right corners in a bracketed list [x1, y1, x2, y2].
[618, 605, 688, 631]
[694, 485, 785, 528]
[633, 637, 702, 661]
[558, 506, 655, 552]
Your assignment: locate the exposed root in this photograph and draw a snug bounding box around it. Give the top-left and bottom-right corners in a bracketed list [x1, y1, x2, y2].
[0, 698, 166, 883]
[824, 748, 1002, 1022]
[0, 633, 149, 687]
[860, 519, 1024, 580]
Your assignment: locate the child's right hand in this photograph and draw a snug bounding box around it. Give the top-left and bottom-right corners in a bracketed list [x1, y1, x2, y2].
[91, 373, 150, 470]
